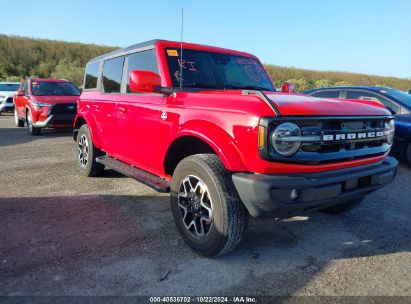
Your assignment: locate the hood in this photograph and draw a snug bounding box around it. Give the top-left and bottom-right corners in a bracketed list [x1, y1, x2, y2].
[30, 95, 79, 104]
[0, 91, 16, 98]
[266, 92, 391, 116]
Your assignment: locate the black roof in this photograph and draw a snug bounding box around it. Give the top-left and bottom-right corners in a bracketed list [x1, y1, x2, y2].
[87, 39, 163, 64]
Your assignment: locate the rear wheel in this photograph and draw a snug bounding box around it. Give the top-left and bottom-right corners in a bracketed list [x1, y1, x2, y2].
[76, 124, 105, 177]
[320, 197, 364, 214]
[26, 111, 41, 135]
[14, 109, 25, 127]
[170, 154, 248, 256]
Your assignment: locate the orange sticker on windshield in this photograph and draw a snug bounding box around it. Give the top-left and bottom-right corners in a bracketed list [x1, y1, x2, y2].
[167, 49, 179, 56]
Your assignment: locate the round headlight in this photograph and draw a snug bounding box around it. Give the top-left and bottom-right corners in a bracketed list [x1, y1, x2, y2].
[386, 119, 395, 145]
[271, 122, 302, 156]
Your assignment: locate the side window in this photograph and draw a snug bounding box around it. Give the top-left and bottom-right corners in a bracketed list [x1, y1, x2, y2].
[346, 90, 400, 114]
[84, 62, 100, 89]
[312, 90, 340, 98]
[22, 82, 28, 95]
[125, 50, 159, 93]
[102, 57, 125, 93]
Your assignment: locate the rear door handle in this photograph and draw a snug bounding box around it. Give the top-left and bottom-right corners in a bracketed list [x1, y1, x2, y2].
[93, 104, 102, 110]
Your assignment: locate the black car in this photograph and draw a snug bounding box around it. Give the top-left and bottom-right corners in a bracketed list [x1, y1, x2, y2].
[304, 86, 411, 165]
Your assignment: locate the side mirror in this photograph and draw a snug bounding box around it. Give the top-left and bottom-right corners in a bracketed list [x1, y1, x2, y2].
[387, 107, 397, 115]
[129, 70, 161, 93]
[281, 82, 295, 93]
[15, 89, 25, 96]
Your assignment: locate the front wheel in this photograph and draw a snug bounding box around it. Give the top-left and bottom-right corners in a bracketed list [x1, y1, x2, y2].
[170, 154, 249, 257]
[76, 124, 105, 177]
[319, 197, 365, 214]
[14, 109, 25, 127]
[26, 111, 41, 135]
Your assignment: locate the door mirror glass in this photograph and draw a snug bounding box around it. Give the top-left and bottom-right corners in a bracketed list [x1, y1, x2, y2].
[281, 82, 295, 93]
[15, 89, 25, 96]
[129, 70, 161, 93]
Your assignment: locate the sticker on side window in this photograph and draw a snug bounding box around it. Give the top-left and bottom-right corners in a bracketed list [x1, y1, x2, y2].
[167, 49, 179, 56]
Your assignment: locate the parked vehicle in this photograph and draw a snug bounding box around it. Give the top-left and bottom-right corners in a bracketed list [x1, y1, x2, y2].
[74, 40, 398, 256]
[14, 78, 80, 135]
[304, 86, 411, 165]
[0, 82, 20, 115]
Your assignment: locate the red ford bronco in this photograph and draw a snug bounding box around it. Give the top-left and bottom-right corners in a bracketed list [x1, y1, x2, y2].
[74, 40, 398, 256]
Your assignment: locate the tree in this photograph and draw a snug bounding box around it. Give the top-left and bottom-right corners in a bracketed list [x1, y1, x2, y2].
[333, 81, 351, 86]
[51, 58, 85, 86]
[315, 79, 331, 88]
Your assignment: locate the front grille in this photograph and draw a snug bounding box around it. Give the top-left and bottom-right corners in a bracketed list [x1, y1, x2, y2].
[299, 118, 389, 156]
[49, 104, 77, 115]
[260, 116, 394, 164]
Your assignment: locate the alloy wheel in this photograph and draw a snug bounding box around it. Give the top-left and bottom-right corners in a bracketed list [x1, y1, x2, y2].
[14, 110, 19, 125]
[27, 113, 33, 132]
[78, 134, 89, 167]
[177, 175, 213, 238]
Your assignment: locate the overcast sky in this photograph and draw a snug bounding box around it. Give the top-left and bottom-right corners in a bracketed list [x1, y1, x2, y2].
[1, 0, 410, 78]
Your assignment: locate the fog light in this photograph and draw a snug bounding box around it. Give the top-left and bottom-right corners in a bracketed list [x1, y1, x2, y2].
[290, 189, 299, 200]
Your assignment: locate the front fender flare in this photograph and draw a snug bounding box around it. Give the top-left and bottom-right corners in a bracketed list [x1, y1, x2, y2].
[168, 126, 249, 172]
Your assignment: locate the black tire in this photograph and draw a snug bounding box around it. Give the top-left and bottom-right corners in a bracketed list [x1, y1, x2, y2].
[170, 154, 249, 256]
[26, 111, 41, 135]
[14, 109, 25, 127]
[405, 142, 411, 167]
[319, 197, 365, 214]
[76, 124, 105, 177]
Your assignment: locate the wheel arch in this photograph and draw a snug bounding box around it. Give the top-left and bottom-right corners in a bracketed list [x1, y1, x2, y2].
[73, 114, 100, 146]
[163, 129, 248, 176]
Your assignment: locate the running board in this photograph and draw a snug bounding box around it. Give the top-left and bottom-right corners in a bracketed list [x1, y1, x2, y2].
[96, 156, 170, 193]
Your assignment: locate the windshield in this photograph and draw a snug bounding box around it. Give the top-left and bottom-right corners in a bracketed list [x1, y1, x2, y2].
[32, 81, 80, 96]
[165, 48, 275, 91]
[385, 89, 411, 109]
[0, 84, 20, 91]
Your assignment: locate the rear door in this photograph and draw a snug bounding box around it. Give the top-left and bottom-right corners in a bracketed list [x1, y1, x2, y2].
[113, 49, 165, 175]
[99, 56, 125, 156]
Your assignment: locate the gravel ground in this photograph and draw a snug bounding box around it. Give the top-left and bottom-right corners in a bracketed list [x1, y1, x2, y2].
[0, 113, 410, 298]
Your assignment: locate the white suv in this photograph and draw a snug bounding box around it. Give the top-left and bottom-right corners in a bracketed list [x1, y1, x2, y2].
[0, 82, 20, 115]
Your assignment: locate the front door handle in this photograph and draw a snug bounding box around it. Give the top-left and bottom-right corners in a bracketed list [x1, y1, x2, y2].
[117, 106, 129, 113]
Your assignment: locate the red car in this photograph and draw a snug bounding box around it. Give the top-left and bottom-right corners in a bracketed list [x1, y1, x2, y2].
[74, 40, 397, 256]
[14, 78, 80, 135]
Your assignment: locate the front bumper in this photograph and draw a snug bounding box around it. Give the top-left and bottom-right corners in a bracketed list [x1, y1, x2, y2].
[33, 114, 75, 128]
[0, 103, 14, 112]
[232, 156, 398, 218]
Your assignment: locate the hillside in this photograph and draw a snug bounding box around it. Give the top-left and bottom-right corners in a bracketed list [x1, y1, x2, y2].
[0, 34, 410, 90]
[0, 34, 117, 86]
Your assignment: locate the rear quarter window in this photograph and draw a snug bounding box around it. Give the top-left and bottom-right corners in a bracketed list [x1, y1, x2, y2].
[102, 57, 125, 93]
[84, 62, 100, 89]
